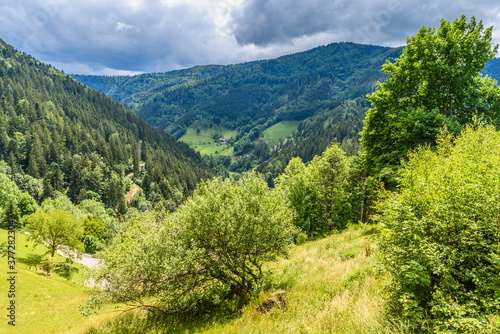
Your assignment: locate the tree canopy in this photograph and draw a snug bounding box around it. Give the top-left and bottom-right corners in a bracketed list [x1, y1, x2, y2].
[26, 209, 84, 258]
[89, 173, 296, 314]
[377, 123, 500, 332]
[361, 15, 500, 175]
[275, 143, 352, 236]
[0, 37, 212, 212]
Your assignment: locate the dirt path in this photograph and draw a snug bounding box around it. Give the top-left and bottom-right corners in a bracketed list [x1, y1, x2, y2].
[56, 249, 101, 269]
[124, 172, 140, 203]
[55, 249, 102, 287]
[125, 183, 140, 203]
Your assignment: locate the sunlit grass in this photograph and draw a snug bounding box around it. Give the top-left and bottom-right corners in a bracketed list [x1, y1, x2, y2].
[0, 229, 122, 334]
[262, 121, 300, 145]
[83, 224, 410, 333]
[179, 127, 237, 156]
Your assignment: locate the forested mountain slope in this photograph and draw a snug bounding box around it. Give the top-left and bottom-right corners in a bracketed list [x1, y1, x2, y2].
[73, 43, 403, 140]
[256, 97, 369, 184]
[484, 57, 500, 82]
[0, 38, 212, 207]
[72, 44, 500, 184]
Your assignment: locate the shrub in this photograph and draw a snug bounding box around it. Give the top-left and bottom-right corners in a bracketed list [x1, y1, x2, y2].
[89, 173, 297, 314]
[40, 255, 58, 275]
[377, 124, 500, 332]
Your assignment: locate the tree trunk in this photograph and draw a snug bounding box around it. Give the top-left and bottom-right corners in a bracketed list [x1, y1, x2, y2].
[231, 283, 250, 304]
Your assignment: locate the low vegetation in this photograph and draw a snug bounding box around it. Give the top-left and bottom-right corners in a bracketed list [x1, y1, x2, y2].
[179, 127, 236, 156]
[0, 229, 118, 334]
[377, 124, 500, 332]
[86, 173, 297, 315]
[83, 224, 408, 334]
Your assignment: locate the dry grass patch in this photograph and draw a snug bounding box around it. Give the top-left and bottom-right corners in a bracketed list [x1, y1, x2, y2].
[203, 224, 407, 334]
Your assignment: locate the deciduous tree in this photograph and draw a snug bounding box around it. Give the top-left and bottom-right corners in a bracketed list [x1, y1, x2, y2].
[89, 173, 296, 314]
[26, 209, 84, 258]
[276, 143, 351, 236]
[361, 15, 500, 175]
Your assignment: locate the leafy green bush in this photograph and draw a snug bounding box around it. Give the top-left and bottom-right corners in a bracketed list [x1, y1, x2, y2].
[295, 232, 308, 245]
[276, 143, 351, 236]
[89, 173, 296, 314]
[40, 255, 58, 275]
[82, 235, 105, 254]
[377, 124, 500, 332]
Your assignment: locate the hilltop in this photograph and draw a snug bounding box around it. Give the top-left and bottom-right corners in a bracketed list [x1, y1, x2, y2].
[0, 38, 213, 210]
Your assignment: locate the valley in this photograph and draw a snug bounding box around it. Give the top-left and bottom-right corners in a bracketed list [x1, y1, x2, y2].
[2, 14, 500, 333]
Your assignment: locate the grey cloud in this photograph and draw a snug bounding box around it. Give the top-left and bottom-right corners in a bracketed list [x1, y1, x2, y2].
[0, 0, 499, 74]
[231, 0, 350, 46]
[230, 0, 500, 47]
[0, 0, 218, 73]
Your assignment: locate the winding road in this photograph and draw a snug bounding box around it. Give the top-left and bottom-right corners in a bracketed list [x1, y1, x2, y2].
[58, 250, 102, 269]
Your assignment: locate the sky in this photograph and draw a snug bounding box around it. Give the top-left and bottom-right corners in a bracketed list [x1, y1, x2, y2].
[0, 0, 499, 75]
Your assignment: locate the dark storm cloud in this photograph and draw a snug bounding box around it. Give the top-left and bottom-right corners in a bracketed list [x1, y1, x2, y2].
[231, 0, 500, 47]
[231, 0, 353, 46]
[0, 0, 223, 74]
[0, 0, 499, 74]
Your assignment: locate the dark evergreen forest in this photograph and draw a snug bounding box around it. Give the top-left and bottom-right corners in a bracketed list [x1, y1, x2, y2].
[0, 38, 212, 210]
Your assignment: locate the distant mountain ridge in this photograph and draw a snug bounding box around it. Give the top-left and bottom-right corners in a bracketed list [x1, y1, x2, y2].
[71, 44, 500, 183]
[73, 43, 403, 140]
[483, 57, 500, 82]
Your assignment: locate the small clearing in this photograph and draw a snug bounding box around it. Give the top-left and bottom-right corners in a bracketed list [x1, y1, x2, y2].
[125, 182, 140, 203]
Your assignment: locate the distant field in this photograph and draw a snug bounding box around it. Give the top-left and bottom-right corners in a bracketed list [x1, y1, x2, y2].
[262, 121, 301, 145]
[0, 229, 121, 334]
[179, 127, 236, 156]
[180, 123, 300, 157]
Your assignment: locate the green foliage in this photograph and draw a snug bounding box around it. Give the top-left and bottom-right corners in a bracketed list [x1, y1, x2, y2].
[276, 143, 352, 236]
[0, 172, 37, 226]
[82, 225, 398, 334]
[295, 232, 308, 245]
[257, 98, 368, 185]
[41, 194, 84, 219]
[0, 37, 213, 214]
[26, 209, 84, 258]
[18, 191, 38, 217]
[91, 173, 296, 314]
[83, 218, 106, 239]
[0, 200, 20, 229]
[377, 124, 500, 332]
[0, 172, 20, 204]
[40, 254, 58, 275]
[361, 15, 500, 176]
[82, 235, 105, 254]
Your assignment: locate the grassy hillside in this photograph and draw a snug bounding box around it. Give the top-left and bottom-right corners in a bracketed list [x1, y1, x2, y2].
[262, 121, 300, 145]
[81, 224, 409, 334]
[0, 229, 121, 334]
[179, 127, 236, 156]
[2, 225, 401, 333]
